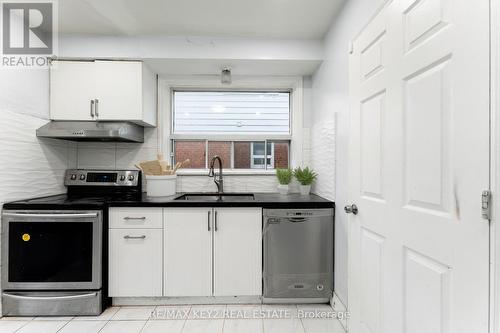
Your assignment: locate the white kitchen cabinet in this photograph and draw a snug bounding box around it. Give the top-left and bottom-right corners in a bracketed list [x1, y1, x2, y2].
[50, 61, 96, 121]
[50, 60, 156, 126]
[164, 208, 213, 296]
[213, 208, 262, 296]
[109, 228, 162, 297]
[164, 207, 262, 297]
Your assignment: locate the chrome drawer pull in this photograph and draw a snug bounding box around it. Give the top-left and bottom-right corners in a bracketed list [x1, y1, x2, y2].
[123, 217, 146, 220]
[124, 235, 146, 240]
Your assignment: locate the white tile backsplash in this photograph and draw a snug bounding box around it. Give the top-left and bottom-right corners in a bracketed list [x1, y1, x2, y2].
[116, 147, 158, 170]
[0, 110, 76, 204]
[310, 119, 335, 199]
[77, 148, 117, 169]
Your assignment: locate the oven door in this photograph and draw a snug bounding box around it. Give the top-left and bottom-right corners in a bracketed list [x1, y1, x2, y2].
[2, 210, 102, 290]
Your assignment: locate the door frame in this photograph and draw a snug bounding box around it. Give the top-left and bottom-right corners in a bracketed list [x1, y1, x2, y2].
[491, 0, 500, 331]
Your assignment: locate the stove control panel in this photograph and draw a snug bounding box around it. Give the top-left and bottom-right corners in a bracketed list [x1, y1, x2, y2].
[64, 169, 140, 187]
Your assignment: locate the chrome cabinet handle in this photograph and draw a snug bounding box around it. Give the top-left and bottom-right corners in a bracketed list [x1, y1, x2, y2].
[124, 235, 146, 240]
[94, 99, 99, 117]
[214, 211, 218, 231]
[90, 99, 95, 118]
[208, 211, 211, 231]
[123, 217, 146, 220]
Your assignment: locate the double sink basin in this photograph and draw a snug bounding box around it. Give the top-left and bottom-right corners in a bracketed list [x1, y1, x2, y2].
[175, 193, 255, 202]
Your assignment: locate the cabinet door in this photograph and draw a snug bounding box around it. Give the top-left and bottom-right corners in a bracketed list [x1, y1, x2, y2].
[164, 208, 212, 296]
[94, 61, 142, 121]
[50, 60, 96, 121]
[109, 229, 162, 297]
[213, 208, 262, 296]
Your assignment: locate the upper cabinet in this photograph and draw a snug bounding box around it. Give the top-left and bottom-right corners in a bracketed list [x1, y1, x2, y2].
[50, 60, 157, 127]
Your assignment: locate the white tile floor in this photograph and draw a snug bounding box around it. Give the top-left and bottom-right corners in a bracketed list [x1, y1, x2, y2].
[0, 304, 345, 333]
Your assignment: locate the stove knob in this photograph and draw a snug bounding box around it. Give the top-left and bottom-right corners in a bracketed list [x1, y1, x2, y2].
[128, 175, 135, 181]
[70, 174, 77, 180]
[120, 175, 126, 181]
[79, 174, 86, 180]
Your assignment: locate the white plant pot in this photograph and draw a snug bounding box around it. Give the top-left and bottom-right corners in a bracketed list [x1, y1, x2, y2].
[299, 184, 311, 195]
[277, 184, 289, 195]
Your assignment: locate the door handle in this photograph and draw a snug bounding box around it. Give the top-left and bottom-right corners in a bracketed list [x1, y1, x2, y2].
[3, 212, 99, 219]
[3, 292, 98, 301]
[344, 204, 358, 215]
[94, 99, 99, 117]
[90, 99, 95, 118]
[214, 211, 218, 231]
[208, 210, 211, 231]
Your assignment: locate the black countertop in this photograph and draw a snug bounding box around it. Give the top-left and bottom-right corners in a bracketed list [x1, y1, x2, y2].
[108, 192, 335, 209]
[3, 192, 334, 210]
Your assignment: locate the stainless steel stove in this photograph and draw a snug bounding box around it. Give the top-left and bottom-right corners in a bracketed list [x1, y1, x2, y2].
[1, 169, 141, 316]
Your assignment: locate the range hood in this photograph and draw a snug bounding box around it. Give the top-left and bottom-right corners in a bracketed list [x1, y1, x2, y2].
[36, 121, 144, 143]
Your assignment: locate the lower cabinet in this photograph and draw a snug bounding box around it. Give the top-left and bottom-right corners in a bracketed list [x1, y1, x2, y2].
[109, 228, 163, 297]
[213, 208, 262, 296]
[109, 206, 262, 298]
[164, 207, 262, 297]
[163, 208, 213, 296]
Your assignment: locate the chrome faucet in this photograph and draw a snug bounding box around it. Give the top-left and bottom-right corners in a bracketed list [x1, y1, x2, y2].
[208, 155, 224, 193]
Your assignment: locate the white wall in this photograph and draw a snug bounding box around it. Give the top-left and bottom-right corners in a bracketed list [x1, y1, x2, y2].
[0, 69, 77, 205]
[310, 0, 385, 305]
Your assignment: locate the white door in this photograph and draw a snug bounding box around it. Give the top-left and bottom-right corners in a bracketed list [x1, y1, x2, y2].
[213, 208, 262, 296]
[164, 208, 213, 296]
[348, 1, 490, 333]
[50, 60, 96, 121]
[109, 229, 163, 297]
[95, 61, 143, 121]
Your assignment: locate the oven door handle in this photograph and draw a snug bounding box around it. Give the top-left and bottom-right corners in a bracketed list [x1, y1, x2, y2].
[3, 212, 99, 219]
[3, 292, 98, 301]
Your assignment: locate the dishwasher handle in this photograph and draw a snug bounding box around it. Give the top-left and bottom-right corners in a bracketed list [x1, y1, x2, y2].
[266, 217, 307, 224]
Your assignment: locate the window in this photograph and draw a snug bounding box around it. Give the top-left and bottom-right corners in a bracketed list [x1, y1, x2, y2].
[171, 91, 291, 170]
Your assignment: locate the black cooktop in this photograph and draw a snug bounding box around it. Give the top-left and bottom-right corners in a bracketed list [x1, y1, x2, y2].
[3, 193, 140, 210]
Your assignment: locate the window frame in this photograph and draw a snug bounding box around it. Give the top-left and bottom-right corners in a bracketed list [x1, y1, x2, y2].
[158, 75, 304, 175]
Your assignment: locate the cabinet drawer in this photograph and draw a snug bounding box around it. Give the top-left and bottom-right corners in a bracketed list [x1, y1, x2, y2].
[109, 208, 162, 229]
[109, 229, 162, 297]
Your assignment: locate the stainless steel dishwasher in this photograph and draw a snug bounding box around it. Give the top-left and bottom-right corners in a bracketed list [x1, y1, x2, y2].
[263, 208, 334, 303]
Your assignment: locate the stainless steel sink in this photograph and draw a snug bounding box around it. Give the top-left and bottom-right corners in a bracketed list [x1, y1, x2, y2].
[175, 193, 255, 201]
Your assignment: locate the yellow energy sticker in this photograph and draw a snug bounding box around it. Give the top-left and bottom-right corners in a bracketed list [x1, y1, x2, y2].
[22, 233, 30, 242]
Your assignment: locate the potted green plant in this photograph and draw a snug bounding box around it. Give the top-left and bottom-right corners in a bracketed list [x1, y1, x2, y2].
[294, 167, 317, 195]
[276, 168, 293, 195]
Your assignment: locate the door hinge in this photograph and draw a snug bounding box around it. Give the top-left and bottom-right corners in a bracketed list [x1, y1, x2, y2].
[481, 190, 492, 220]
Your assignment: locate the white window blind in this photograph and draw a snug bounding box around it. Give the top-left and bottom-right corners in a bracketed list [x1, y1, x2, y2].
[173, 91, 290, 134]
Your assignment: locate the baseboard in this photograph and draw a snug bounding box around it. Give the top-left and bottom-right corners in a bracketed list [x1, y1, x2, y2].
[331, 292, 348, 331]
[112, 296, 262, 306]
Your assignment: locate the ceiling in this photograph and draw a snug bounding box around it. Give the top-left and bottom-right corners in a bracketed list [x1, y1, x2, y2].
[58, 0, 345, 39]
